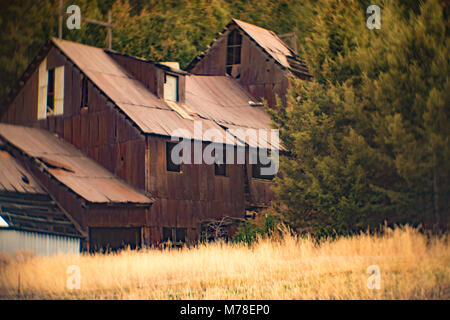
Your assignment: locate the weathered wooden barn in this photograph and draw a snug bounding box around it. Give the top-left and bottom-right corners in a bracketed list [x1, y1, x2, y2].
[0, 19, 310, 251]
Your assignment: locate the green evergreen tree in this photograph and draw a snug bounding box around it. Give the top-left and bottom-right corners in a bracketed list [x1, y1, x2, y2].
[271, 0, 449, 235]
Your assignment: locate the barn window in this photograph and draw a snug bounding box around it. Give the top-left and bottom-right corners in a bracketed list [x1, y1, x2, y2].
[166, 142, 181, 172]
[214, 144, 227, 176]
[252, 148, 275, 180]
[163, 73, 178, 102]
[47, 68, 55, 114]
[176, 228, 187, 243]
[162, 227, 187, 244]
[162, 227, 173, 242]
[226, 29, 242, 75]
[38, 60, 64, 119]
[215, 163, 227, 176]
[46, 66, 64, 116]
[81, 75, 88, 108]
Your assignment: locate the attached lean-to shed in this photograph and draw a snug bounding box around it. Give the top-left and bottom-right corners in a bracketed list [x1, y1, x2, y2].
[0, 149, 82, 255]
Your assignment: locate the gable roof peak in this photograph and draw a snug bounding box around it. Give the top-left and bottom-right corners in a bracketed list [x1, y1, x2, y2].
[189, 18, 311, 78]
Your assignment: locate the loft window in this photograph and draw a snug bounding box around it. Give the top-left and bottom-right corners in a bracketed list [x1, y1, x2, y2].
[47, 68, 55, 114]
[214, 144, 227, 176]
[166, 142, 181, 172]
[252, 148, 275, 180]
[81, 76, 88, 108]
[226, 29, 242, 75]
[38, 60, 64, 119]
[164, 74, 178, 102]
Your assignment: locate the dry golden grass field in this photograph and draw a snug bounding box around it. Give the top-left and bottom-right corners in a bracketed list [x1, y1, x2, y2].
[0, 226, 449, 300]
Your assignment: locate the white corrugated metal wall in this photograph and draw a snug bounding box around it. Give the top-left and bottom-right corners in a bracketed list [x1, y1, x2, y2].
[0, 229, 80, 255]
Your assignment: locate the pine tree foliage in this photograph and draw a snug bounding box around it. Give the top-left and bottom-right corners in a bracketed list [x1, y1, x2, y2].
[271, 0, 449, 235]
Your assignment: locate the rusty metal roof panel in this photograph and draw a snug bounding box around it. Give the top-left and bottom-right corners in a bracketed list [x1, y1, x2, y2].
[185, 75, 273, 129]
[218, 123, 284, 151]
[0, 126, 78, 158]
[233, 19, 293, 69]
[85, 70, 168, 109]
[232, 19, 311, 78]
[52, 38, 127, 76]
[118, 103, 244, 146]
[53, 39, 169, 109]
[0, 150, 45, 194]
[0, 124, 153, 204]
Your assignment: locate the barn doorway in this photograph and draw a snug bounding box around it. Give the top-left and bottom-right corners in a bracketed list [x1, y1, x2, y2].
[89, 227, 142, 253]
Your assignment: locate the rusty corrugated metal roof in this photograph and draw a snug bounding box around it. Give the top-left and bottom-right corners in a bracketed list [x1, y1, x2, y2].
[184, 75, 283, 150]
[185, 75, 273, 129]
[52, 38, 281, 150]
[0, 150, 45, 194]
[52, 39, 169, 110]
[232, 19, 311, 78]
[187, 19, 311, 78]
[0, 124, 153, 204]
[52, 39, 237, 144]
[233, 19, 293, 69]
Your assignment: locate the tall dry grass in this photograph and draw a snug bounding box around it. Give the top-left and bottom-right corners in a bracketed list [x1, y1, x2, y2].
[0, 226, 449, 299]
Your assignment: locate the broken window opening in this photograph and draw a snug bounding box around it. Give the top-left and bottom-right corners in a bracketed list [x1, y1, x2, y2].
[252, 148, 275, 180]
[214, 144, 227, 176]
[226, 29, 242, 75]
[166, 141, 181, 172]
[47, 68, 55, 114]
[81, 75, 89, 108]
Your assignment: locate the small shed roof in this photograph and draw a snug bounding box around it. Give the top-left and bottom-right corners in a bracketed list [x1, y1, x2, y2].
[0, 124, 153, 205]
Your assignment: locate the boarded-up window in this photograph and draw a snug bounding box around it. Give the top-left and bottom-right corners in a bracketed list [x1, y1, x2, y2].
[37, 58, 48, 120]
[164, 74, 178, 102]
[166, 142, 181, 172]
[226, 29, 242, 75]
